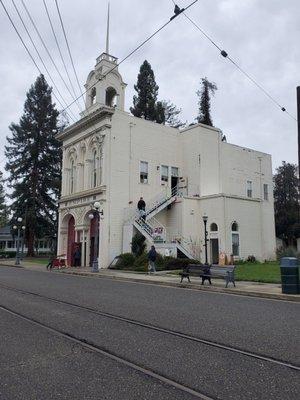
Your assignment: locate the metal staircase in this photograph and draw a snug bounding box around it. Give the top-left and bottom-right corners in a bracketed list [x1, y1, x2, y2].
[124, 187, 200, 260]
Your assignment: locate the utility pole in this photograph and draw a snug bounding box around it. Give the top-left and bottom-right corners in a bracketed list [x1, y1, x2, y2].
[297, 86, 300, 223]
[297, 87, 300, 180]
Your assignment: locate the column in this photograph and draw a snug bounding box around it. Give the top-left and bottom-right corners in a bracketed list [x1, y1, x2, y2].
[84, 159, 92, 190]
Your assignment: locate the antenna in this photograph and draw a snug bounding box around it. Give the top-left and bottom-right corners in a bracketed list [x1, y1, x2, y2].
[106, 2, 110, 54]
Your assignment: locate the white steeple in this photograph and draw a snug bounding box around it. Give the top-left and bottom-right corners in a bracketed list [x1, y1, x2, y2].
[83, 1, 127, 112]
[106, 2, 110, 54]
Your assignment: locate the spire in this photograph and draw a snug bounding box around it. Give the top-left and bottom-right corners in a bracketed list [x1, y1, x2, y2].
[106, 2, 110, 54]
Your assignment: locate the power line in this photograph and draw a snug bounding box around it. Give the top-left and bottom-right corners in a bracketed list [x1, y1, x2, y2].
[60, 0, 199, 115]
[176, 1, 297, 121]
[10, 0, 77, 122]
[42, 0, 82, 112]
[0, 0, 75, 123]
[20, 0, 82, 113]
[54, 0, 85, 109]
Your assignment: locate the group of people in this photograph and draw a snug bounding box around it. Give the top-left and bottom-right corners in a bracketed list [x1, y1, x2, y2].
[46, 247, 81, 270]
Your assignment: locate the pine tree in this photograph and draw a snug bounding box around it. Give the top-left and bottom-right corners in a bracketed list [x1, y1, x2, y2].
[130, 60, 159, 121]
[274, 162, 299, 246]
[0, 171, 8, 227]
[196, 77, 217, 126]
[160, 100, 185, 128]
[5, 74, 62, 256]
[155, 101, 166, 124]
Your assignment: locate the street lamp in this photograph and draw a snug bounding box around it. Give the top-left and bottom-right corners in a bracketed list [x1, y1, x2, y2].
[13, 217, 26, 266]
[202, 214, 209, 265]
[88, 201, 103, 272]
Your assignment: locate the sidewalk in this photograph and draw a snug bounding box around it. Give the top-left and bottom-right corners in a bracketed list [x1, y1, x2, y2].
[1, 260, 299, 302]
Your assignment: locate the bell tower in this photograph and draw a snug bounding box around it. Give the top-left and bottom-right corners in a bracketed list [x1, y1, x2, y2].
[84, 3, 126, 111]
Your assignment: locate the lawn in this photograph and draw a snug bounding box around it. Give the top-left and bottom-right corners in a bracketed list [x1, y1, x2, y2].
[24, 257, 49, 265]
[168, 261, 282, 284]
[235, 262, 281, 283]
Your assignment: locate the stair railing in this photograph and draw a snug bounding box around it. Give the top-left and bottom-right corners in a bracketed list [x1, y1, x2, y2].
[123, 185, 179, 223]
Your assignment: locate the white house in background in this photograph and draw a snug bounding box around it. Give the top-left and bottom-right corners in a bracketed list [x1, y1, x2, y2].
[56, 40, 276, 267]
[0, 226, 53, 255]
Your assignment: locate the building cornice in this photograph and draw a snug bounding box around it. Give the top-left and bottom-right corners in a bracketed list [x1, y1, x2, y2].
[59, 186, 107, 205]
[56, 106, 114, 142]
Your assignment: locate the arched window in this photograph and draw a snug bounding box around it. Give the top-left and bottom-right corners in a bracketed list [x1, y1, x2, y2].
[105, 87, 117, 107]
[91, 87, 96, 105]
[232, 222, 238, 232]
[70, 160, 75, 194]
[210, 223, 218, 232]
[231, 222, 239, 256]
[92, 150, 97, 188]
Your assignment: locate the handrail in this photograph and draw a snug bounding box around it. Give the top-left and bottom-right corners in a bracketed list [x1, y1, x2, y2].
[123, 185, 179, 223]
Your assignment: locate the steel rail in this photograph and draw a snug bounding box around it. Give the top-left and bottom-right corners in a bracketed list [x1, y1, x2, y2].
[0, 282, 299, 372]
[0, 303, 215, 400]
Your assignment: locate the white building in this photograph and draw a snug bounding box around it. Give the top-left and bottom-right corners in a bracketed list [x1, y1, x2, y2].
[57, 40, 276, 267]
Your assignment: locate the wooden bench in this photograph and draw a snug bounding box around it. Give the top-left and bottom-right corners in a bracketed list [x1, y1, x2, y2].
[179, 264, 236, 287]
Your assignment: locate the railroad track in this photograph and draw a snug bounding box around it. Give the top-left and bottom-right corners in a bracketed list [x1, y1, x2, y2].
[0, 282, 298, 372]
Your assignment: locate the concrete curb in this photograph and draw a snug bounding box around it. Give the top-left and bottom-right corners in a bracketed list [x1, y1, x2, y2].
[58, 270, 300, 302]
[0, 263, 24, 269]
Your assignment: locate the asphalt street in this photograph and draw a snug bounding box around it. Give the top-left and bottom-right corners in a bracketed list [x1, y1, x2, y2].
[0, 266, 299, 399]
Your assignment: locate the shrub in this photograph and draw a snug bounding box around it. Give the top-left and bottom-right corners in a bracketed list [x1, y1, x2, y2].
[276, 246, 300, 260]
[133, 252, 148, 271]
[0, 251, 16, 258]
[163, 257, 200, 270]
[131, 233, 146, 257]
[113, 253, 135, 270]
[247, 255, 256, 263]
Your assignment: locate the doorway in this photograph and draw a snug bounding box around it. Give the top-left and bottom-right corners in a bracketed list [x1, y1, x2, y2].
[210, 238, 219, 264]
[171, 167, 179, 192]
[171, 176, 178, 190]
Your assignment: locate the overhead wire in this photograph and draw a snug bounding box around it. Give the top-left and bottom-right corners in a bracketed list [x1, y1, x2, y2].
[54, 0, 85, 109]
[60, 0, 199, 115]
[10, 0, 77, 122]
[0, 0, 75, 123]
[42, 0, 82, 112]
[20, 0, 83, 114]
[172, 0, 296, 121]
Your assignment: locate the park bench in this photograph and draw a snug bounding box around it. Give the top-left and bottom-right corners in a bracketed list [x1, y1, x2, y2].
[179, 264, 236, 287]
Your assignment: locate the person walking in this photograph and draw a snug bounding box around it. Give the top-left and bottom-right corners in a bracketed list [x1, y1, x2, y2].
[147, 245, 157, 274]
[46, 255, 55, 271]
[73, 246, 81, 268]
[137, 197, 146, 221]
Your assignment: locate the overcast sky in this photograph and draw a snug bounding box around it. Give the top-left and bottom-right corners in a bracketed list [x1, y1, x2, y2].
[0, 0, 299, 174]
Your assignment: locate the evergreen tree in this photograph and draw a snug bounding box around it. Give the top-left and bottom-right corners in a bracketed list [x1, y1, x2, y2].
[274, 162, 299, 246]
[0, 171, 8, 227]
[160, 100, 185, 128]
[196, 77, 217, 126]
[155, 101, 166, 124]
[130, 60, 159, 121]
[5, 74, 62, 256]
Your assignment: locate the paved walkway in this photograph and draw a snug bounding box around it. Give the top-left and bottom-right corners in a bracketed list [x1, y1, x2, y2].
[0, 260, 299, 302]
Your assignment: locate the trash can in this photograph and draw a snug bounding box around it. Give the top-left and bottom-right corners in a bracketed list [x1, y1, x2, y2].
[280, 257, 299, 295]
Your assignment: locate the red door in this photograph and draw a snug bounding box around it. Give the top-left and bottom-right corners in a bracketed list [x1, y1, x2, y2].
[67, 216, 75, 266]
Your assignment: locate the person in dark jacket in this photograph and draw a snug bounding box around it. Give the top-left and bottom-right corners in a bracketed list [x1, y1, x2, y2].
[201, 265, 211, 285]
[147, 245, 157, 274]
[46, 255, 55, 271]
[137, 197, 146, 220]
[73, 247, 81, 267]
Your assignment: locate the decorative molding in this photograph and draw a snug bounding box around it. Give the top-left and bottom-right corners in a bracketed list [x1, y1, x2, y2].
[56, 106, 114, 141]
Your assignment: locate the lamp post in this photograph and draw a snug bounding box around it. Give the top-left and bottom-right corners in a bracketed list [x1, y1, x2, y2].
[88, 201, 103, 272]
[202, 214, 209, 265]
[13, 217, 26, 266]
